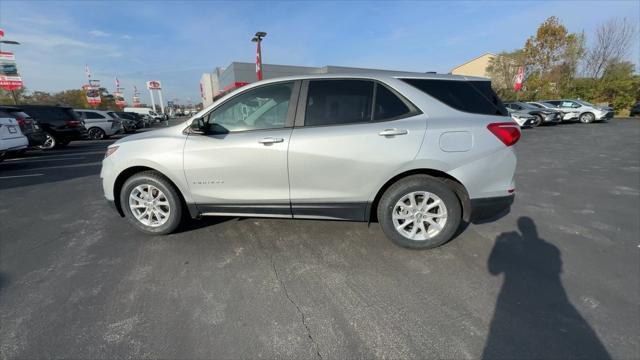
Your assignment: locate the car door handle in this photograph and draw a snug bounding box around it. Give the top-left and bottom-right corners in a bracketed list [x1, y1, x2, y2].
[258, 137, 284, 144]
[378, 128, 408, 136]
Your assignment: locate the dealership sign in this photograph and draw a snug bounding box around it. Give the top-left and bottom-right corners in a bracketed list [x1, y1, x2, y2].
[146, 80, 161, 90]
[0, 51, 23, 91]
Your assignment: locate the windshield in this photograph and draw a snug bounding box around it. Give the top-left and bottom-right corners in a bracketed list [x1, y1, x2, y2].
[576, 100, 596, 107]
[149, 111, 157, 116]
[516, 102, 538, 110]
[528, 103, 543, 108]
[541, 102, 557, 108]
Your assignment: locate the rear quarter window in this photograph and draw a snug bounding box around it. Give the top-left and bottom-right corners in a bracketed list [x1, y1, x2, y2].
[401, 78, 507, 116]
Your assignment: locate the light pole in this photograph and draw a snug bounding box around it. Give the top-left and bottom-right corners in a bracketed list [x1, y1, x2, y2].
[251, 32, 267, 81]
[0, 38, 21, 105]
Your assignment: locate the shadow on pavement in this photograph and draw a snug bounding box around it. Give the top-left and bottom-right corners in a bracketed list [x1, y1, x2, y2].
[482, 217, 610, 359]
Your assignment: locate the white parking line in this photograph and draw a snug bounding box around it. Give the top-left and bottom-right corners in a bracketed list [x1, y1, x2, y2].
[0, 173, 44, 179]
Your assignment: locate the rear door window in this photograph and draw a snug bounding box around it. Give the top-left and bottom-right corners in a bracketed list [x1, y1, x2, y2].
[401, 78, 507, 116]
[84, 112, 105, 119]
[373, 83, 412, 121]
[305, 80, 373, 126]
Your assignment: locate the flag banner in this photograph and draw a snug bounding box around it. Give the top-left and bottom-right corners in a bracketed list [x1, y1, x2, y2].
[255, 41, 263, 80]
[115, 91, 126, 107]
[84, 79, 101, 105]
[0, 51, 23, 90]
[513, 66, 525, 91]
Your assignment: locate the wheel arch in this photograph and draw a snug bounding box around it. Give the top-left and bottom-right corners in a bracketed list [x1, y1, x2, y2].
[113, 166, 197, 218]
[366, 168, 471, 223]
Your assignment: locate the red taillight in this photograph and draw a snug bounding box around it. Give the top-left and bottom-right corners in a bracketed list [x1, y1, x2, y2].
[487, 122, 520, 147]
[65, 120, 82, 127]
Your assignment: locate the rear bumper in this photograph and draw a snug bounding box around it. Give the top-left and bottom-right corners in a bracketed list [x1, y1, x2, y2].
[470, 195, 514, 221]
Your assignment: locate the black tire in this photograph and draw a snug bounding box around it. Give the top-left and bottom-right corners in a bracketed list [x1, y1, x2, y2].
[533, 114, 543, 127]
[377, 175, 462, 249]
[88, 127, 106, 140]
[120, 171, 183, 235]
[579, 112, 595, 123]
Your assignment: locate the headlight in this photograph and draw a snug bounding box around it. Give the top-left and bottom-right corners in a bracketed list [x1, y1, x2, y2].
[105, 146, 119, 158]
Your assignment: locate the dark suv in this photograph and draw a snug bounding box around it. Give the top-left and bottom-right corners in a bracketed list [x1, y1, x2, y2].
[19, 105, 87, 149]
[0, 106, 47, 148]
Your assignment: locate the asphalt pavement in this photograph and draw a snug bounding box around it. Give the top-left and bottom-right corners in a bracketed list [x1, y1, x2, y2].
[1, 119, 638, 359]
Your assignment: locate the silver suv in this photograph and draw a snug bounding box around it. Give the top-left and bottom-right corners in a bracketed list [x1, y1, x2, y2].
[101, 73, 518, 249]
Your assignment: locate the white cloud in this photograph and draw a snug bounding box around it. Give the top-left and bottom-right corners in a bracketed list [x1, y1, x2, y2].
[122, 34, 133, 40]
[89, 30, 110, 37]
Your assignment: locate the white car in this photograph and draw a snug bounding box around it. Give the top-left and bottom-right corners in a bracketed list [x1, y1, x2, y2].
[0, 110, 28, 162]
[123, 107, 163, 123]
[75, 109, 123, 140]
[544, 99, 613, 123]
[527, 101, 579, 122]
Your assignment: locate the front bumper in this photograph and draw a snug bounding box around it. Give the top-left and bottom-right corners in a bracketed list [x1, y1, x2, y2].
[470, 194, 515, 221]
[595, 111, 614, 120]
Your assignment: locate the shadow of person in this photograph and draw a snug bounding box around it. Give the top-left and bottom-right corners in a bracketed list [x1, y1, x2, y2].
[482, 217, 611, 359]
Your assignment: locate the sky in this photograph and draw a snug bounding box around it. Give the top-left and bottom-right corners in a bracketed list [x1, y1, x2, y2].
[0, 0, 638, 105]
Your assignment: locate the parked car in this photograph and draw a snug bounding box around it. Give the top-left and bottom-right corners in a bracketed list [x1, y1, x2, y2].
[0, 109, 28, 162]
[102, 73, 519, 249]
[0, 106, 46, 148]
[107, 112, 137, 133]
[115, 112, 145, 129]
[123, 107, 163, 122]
[19, 105, 87, 149]
[527, 101, 579, 122]
[506, 107, 537, 128]
[544, 99, 613, 123]
[504, 101, 561, 126]
[75, 109, 123, 140]
[629, 102, 640, 117]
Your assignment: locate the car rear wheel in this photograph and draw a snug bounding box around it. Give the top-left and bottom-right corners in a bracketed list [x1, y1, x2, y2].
[579, 112, 595, 123]
[38, 132, 56, 150]
[88, 127, 106, 140]
[120, 171, 183, 235]
[377, 175, 461, 249]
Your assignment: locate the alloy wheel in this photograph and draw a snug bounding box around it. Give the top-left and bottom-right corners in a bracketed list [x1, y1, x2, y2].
[129, 184, 171, 227]
[392, 191, 448, 241]
[39, 133, 56, 150]
[88, 128, 105, 140]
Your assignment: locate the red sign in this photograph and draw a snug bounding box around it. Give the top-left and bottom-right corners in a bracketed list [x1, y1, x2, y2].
[146, 80, 161, 90]
[513, 66, 525, 91]
[0, 51, 23, 91]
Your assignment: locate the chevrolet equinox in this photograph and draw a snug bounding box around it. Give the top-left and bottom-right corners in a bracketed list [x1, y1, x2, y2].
[101, 73, 518, 249]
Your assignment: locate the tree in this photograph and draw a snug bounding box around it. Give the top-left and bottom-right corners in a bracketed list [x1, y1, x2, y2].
[523, 16, 585, 98]
[584, 18, 636, 79]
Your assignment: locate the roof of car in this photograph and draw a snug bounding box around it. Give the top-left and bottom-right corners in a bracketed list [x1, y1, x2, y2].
[247, 72, 490, 84]
[0, 105, 22, 111]
[15, 104, 73, 109]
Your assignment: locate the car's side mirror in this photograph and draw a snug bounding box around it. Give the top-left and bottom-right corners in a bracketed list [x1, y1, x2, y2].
[190, 117, 207, 134]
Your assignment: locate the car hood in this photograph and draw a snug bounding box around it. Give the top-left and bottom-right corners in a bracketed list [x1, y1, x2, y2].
[112, 124, 186, 146]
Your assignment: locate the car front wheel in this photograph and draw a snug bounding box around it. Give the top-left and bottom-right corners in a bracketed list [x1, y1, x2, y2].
[579, 112, 595, 123]
[377, 175, 462, 249]
[120, 171, 183, 235]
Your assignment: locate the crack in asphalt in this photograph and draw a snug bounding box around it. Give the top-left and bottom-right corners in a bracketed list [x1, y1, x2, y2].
[270, 257, 323, 360]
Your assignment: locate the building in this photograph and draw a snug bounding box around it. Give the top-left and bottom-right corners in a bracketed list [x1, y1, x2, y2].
[199, 62, 427, 106]
[450, 53, 495, 78]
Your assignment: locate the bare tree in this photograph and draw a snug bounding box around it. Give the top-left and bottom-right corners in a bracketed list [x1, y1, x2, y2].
[584, 18, 636, 78]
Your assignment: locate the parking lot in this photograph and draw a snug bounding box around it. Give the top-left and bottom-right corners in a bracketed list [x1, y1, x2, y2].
[1, 119, 638, 358]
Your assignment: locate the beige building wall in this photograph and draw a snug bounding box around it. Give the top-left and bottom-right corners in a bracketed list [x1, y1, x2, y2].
[451, 53, 495, 78]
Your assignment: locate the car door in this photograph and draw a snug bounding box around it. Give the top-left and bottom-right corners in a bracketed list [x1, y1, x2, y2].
[287, 79, 426, 220]
[183, 81, 300, 216]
